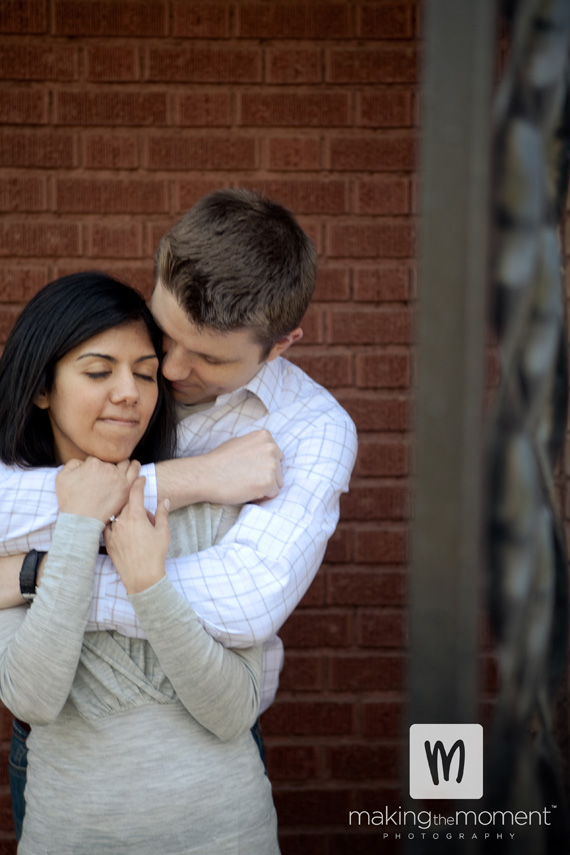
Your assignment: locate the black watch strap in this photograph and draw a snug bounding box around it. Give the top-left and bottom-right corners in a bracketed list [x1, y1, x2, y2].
[20, 549, 46, 602]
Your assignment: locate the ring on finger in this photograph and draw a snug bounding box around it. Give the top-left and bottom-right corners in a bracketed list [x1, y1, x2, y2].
[109, 515, 117, 527]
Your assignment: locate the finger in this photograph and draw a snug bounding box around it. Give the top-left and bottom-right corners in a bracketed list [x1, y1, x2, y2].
[62, 458, 84, 472]
[127, 475, 147, 508]
[154, 498, 170, 533]
[115, 459, 130, 476]
[125, 459, 142, 488]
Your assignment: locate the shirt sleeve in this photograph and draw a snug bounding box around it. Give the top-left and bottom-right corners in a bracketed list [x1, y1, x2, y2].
[102, 414, 358, 647]
[129, 575, 262, 741]
[0, 414, 358, 649]
[0, 514, 104, 725]
[0, 462, 157, 554]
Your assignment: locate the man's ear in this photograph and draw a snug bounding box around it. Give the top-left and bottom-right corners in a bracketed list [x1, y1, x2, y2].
[265, 327, 303, 362]
[34, 391, 50, 410]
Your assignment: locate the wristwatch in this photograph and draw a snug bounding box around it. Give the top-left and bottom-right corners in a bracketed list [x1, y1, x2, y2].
[20, 549, 46, 602]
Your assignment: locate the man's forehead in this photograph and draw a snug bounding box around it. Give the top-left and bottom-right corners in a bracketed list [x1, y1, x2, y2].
[150, 282, 261, 358]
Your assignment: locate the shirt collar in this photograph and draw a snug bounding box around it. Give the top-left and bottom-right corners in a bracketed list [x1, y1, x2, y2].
[216, 358, 284, 414]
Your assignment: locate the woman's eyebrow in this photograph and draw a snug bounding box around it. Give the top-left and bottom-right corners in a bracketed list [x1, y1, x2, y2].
[76, 353, 159, 363]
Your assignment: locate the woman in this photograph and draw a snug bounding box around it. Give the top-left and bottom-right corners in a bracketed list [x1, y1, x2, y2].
[0, 272, 279, 854]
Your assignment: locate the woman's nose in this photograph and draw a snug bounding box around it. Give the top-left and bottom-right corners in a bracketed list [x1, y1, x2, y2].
[110, 370, 140, 403]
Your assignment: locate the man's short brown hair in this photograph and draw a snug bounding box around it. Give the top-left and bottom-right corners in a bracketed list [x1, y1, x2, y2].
[154, 188, 317, 357]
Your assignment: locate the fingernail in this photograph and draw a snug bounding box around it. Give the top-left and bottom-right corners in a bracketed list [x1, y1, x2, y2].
[164, 499, 171, 511]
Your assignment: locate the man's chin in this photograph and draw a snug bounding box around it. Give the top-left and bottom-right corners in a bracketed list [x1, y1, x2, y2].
[171, 385, 214, 406]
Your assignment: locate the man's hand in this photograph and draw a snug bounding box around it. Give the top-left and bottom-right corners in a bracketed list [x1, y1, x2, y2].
[56, 458, 141, 524]
[156, 430, 284, 509]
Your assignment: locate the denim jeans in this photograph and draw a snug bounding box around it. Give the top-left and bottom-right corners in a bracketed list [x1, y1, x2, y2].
[9, 720, 28, 841]
[8, 716, 266, 840]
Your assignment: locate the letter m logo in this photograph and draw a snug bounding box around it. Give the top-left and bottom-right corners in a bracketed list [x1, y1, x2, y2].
[409, 724, 483, 800]
[424, 739, 465, 784]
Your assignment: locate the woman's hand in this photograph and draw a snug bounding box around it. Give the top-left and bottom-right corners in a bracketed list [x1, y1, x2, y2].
[56, 457, 141, 524]
[104, 476, 170, 595]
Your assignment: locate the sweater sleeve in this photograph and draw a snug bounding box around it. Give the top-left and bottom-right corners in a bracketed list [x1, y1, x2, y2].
[0, 514, 104, 725]
[129, 575, 262, 741]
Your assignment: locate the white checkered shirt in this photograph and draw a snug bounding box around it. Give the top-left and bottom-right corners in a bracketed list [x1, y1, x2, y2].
[0, 357, 357, 712]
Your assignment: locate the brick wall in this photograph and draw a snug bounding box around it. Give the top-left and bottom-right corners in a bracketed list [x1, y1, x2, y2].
[0, 1, 419, 852]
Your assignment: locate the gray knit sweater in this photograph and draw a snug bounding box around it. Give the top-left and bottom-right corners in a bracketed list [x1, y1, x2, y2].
[0, 506, 280, 854]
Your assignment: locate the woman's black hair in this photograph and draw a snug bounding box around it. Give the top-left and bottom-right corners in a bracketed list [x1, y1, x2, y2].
[0, 271, 177, 467]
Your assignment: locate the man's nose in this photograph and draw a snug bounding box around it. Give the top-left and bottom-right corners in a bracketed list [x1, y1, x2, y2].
[161, 345, 195, 382]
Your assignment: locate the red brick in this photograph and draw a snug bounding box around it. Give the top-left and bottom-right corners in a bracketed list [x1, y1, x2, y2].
[268, 137, 321, 170]
[86, 46, 139, 81]
[242, 93, 349, 127]
[336, 393, 410, 432]
[54, 264, 154, 298]
[87, 223, 142, 259]
[279, 834, 327, 855]
[56, 91, 167, 125]
[147, 47, 260, 82]
[328, 223, 414, 258]
[0, 222, 80, 257]
[0, 89, 47, 123]
[328, 568, 406, 605]
[354, 266, 410, 302]
[54, 1, 167, 35]
[148, 220, 173, 252]
[357, 609, 406, 648]
[340, 485, 408, 521]
[357, 440, 408, 480]
[329, 309, 412, 345]
[280, 610, 352, 648]
[355, 178, 410, 215]
[172, 3, 229, 37]
[323, 527, 352, 564]
[0, 44, 76, 79]
[0, 306, 23, 343]
[328, 48, 418, 84]
[279, 653, 324, 691]
[357, 3, 416, 39]
[0, 178, 46, 212]
[313, 267, 350, 301]
[329, 136, 415, 171]
[297, 571, 325, 607]
[362, 700, 404, 738]
[273, 787, 351, 825]
[56, 179, 167, 213]
[239, 4, 352, 39]
[296, 304, 322, 344]
[353, 530, 408, 567]
[288, 353, 352, 389]
[243, 179, 347, 215]
[0, 1, 47, 33]
[265, 745, 319, 781]
[358, 90, 413, 127]
[263, 701, 354, 736]
[329, 743, 401, 780]
[178, 92, 231, 126]
[328, 653, 404, 691]
[176, 179, 229, 211]
[84, 134, 138, 169]
[146, 136, 256, 170]
[355, 353, 410, 389]
[0, 266, 49, 301]
[267, 49, 322, 84]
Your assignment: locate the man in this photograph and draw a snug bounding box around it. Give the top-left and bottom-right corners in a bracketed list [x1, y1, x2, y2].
[0, 187, 357, 716]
